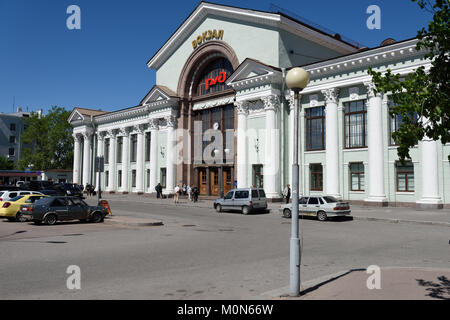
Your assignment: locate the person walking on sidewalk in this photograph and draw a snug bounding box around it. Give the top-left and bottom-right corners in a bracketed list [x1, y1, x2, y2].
[282, 184, 291, 204]
[192, 186, 199, 203]
[174, 184, 180, 203]
[187, 185, 192, 201]
[155, 183, 162, 199]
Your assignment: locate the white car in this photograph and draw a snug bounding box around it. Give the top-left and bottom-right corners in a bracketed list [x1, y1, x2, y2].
[0, 190, 44, 202]
[279, 196, 351, 221]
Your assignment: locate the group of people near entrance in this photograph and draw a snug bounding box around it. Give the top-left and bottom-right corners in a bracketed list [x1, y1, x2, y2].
[154, 183, 199, 203]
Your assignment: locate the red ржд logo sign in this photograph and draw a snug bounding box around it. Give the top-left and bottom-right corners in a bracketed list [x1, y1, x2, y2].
[205, 71, 226, 90]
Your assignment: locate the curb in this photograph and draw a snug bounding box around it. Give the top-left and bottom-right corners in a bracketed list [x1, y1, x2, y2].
[352, 215, 450, 227]
[104, 216, 164, 227]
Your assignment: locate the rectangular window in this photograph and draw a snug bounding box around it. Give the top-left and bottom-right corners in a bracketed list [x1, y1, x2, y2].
[145, 132, 151, 162]
[132, 170, 136, 188]
[389, 102, 418, 146]
[396, 162, 414, 192]
[118, 170, 122, 188]
[310, 164, 323, 191]
[8, 148, 15, 156]
[117, 137, 123, 164]
[131, 134, 137, 162]
[306, 107, 325, 151]
[146, 169, 150, 188]
[105, 171, 109, 187]
[160, 168, 167, 188]
[252, 164, 264, 188]
[349, 162, 365, 191]
[344, 100, 367, 149]
[10, 123, 16, 131]
[9, 136, 15, 143]
[104, 139, 110, 164]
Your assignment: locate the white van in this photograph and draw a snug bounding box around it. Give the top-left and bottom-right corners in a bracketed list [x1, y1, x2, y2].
[0, 190, 44, 202]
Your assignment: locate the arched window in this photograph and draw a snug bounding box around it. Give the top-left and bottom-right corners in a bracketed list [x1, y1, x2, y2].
[195, 58, 233, 96]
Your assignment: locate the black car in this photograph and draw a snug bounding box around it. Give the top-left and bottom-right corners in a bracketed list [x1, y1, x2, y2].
[21, 196, 108, 225]
[51, 183, 83, 197]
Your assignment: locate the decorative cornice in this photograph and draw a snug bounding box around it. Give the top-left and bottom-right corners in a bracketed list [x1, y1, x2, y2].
[262, 95, 280, 112]
[321, 88, 340, 104]
[193, 95, 235, 111]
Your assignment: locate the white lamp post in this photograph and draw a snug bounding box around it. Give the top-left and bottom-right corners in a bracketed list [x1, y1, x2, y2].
[285, 67, 309, 297]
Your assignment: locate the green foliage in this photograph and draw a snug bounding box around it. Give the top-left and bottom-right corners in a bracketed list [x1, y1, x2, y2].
[0, 156, 14, 170]
[368, 0, 449, 161]
[17, 106, 74, 170]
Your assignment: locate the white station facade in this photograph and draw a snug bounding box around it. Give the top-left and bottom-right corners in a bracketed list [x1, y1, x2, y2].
[69, 2, 449, 208]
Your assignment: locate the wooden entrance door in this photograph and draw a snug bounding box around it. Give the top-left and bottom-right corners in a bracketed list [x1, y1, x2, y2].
[223, 168, 232, 195]
[210, 169, 219, 196]
[199, 169, 207, 195]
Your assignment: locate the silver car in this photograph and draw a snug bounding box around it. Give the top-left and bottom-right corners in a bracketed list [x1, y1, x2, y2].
[214, 188, 267, 215]
[279, 196, 351, 221]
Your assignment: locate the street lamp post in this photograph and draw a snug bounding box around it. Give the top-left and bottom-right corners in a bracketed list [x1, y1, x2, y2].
[285, 67, 309, 297]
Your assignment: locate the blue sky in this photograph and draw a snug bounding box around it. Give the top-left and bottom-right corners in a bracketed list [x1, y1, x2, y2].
[0, 0, 433, 115]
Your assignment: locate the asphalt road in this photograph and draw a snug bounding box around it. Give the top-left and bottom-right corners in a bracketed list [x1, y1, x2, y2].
[0, 199, 449, 299]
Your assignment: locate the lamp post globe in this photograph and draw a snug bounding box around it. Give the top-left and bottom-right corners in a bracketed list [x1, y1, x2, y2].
[286, 67, 309, 92]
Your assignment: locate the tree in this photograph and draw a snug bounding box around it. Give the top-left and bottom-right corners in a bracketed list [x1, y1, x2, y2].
[0, 156, 14, 170]
[17, 106, 74, 170]
[368, 0, 449, 161]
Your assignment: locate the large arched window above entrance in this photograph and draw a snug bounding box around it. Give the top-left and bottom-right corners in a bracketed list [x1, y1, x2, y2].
[194, 58, 233, 97]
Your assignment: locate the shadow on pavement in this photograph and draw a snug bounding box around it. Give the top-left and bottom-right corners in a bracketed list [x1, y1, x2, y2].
[416, 276, 450, 300]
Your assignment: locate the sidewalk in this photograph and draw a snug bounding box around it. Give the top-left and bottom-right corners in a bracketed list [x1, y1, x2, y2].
[275, 267, 450, 300]
[92, 193, 450, 227]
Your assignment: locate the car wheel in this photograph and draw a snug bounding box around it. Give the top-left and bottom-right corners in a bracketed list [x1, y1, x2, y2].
[283, 209, 292, 219]
[215, 204, 222, 213]
[15, 212, 26, 222]
[91, 212, 103, 223]
[242, 206, 250, 215]
[317, 211, 328, 222]
[44, 214, 57, 225]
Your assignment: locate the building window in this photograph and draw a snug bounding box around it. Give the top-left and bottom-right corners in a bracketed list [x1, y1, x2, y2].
[8, 148, 15, 156]
[104, 139, 110, 164]
[195, 58, 233, 97]
[389, 102, 418, 146]
[145, 132, 151, 162]
[9, 136, 15, 143]
[132, 170, 136, 188]
[349, 163, 365, 191]
[396, 162, 414, 192]
[131, 134, 137, 162]
[310, 164, 323, 191]
[10, 123, 16, 131]
[344, 100, 367, 149]
[305, 106, 325, 151]
[160, 168, 166, 188]
[117, 137, 123, 163]
[118, 170, 122, 188]
[252, 164, 264, 188]
[146, 169, 150, 188]
[105, 171, 109, 187]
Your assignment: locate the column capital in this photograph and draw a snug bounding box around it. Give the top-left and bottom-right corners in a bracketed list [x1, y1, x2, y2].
[262, 95, 280, 112]
[234, 100, 249, 115]
[107, 129, 117, 138]
[165, 115, 177, 128]
[81, 130, 93, 140]
[149, 118, 159, 131]
[97, 131, 106, 141]
[118, 126, 131, 137]
[364, 81, 382, 98]
[321, 88, 340, 104]
[134, 124, 146, 134]
[72, 133, 82, 142]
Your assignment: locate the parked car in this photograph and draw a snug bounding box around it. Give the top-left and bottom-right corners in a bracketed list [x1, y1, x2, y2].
[24, 180, 54, 192]
[279, 196, 351, 221]
[51, 183, 83, 197]
[0, 185, 20, 191]
[20, 196, 108, 225]
[0, 194, 49, 222]
[0, 190, 44, 202]
[213, 188, 267, 215]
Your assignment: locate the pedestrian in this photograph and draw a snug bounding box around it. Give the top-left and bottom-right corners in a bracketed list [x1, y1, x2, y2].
[193, 186, 199, 203]
[174, 184, 180, 203]
[155, 183, 162, 199]
[182, 183, 187, 196]
[187, 185, 192, 201]
[282, 184, 291, 204]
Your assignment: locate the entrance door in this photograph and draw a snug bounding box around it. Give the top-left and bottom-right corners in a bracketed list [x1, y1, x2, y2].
[223, 168, 232, 195]
[210, 169, 219, 196]
[199, 169, 207, 195]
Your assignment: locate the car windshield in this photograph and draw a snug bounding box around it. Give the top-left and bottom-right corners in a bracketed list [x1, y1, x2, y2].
[323, 196, 338, 203]
[9, 196, 24, 202]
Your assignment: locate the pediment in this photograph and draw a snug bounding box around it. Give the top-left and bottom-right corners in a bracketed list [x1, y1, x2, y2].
[226, 58, 281, 87]
[68, 110, 84, 123]
[140, 85, 179, 109]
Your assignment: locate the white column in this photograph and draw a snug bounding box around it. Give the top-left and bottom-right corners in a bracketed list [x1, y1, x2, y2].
[364, 82, 387, 204]
[235, 101, 249, 188]
[120, 127, 130, 193]
[135, 124, 145, 193]
[263, 95, 281, 199]
[73, 133, 82, 184]
[149, 119, 159, 193]
[165, 115, 176, 194]
[417, 121, 443, 208]
[322, 88, 341, 199]
[95, 132, 105, 191]
[107, 130, 116, 192]
[82, 130, 93, 186]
